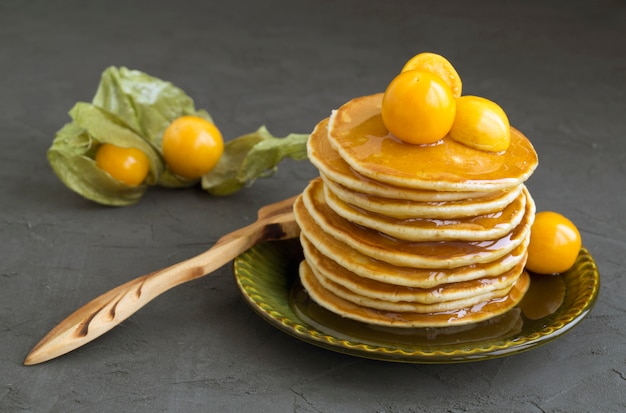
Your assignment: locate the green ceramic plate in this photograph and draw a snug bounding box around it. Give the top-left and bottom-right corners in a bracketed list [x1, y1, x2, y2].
[233, 239, 599, 363]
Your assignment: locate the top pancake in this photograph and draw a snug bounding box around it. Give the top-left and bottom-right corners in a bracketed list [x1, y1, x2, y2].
[326, 93, 538, 192]
[308, 119, 491, 202]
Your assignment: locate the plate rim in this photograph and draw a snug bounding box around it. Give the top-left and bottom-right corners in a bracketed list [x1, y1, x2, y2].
[233, 241, 600, 363]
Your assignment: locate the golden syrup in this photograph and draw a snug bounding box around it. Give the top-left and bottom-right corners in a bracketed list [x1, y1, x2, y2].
[517, 273, 566, 320]
[326, 177, 517, 212]
[311, 183, 529, 261]
[309, 118, 492, 202]
[328, 94, 538, 190]
[305, 236, 524, 304]
[331, 188, 524, 232]
[297, 259, 530, 327]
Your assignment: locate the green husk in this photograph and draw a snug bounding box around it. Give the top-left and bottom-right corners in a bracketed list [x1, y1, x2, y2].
[202, 126, 309, 196]
[47, 122, 151, 206]
[47, 66, 309, 206]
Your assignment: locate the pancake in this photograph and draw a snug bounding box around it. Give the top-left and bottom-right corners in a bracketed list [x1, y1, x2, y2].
[299, 260, 531, 327]
[299, 220, 529, 288]
[309, 262, 520, 313]
[321, 174, 523, 219]
[308, 119, 492, 202]
[323, 180, 529, 242]
[326, 94, 538, 192]
[301, 234, 525, 304]
[296, 179, 535, 268]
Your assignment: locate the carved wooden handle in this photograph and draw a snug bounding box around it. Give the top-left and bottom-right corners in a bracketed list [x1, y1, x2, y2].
[25, 197, 299, 365]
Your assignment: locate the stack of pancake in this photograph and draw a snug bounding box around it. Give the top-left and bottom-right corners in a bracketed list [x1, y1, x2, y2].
[294, 93, 538, 327]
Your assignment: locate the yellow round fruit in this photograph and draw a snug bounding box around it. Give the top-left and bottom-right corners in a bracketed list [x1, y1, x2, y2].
[526, 211, 582, 275]
[95, 143, 150, 186]
[162, 116, 224, 179]
[401, 52, 462, 98]
[448, 95, 511, 152]
[381, 70, 456, 145]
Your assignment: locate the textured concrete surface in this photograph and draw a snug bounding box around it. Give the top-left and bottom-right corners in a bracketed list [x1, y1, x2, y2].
[1, 0, 625, 411]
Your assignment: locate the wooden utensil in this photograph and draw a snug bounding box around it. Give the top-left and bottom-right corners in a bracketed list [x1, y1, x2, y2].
[24, 196, 300, 365]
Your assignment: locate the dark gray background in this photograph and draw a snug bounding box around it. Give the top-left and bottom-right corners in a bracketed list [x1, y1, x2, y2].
[2, 0, 625, 411]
